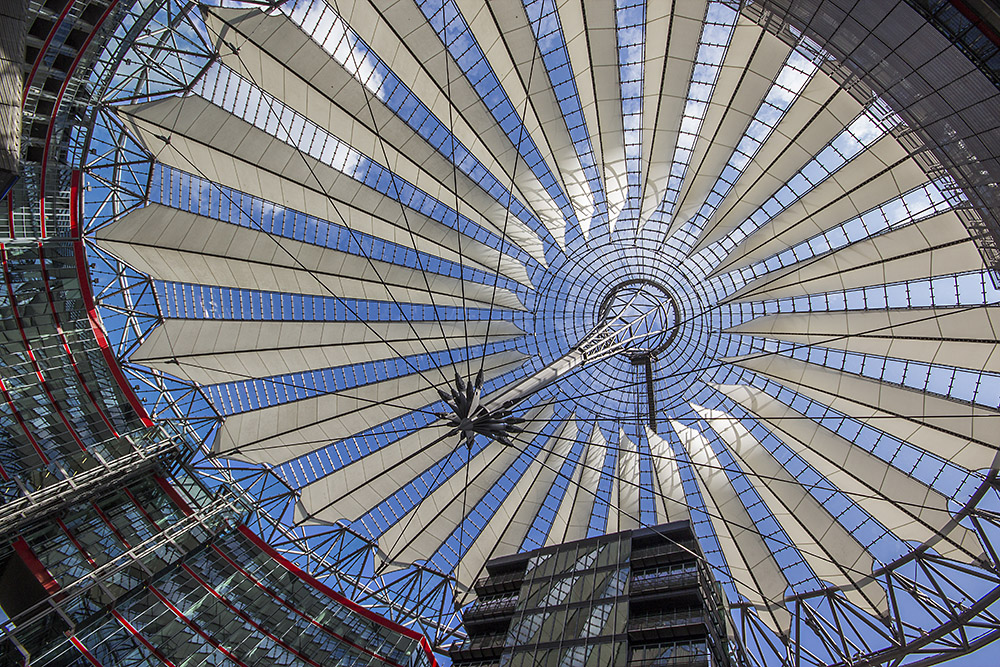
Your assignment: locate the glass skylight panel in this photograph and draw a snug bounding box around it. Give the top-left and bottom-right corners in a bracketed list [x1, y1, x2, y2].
[729, 364, 982, 497]
[776, 342, 1000, 414]
[152, 166, 524, 289]
[698, 101, 903, 271]
[523, 0, 606, 236]
[414, 0, 579, 237]
[203, 338, 514, 416]
[615, 0, 645, 229]
[280, 0, 547, 243]
[670, 41, 821, 253]
[645, 1, 737, 231]
[192, 64, 523, 258]
[706, 438, 816, 590]
[734, 179, 960, 285]
[715, 400, 908, 565]
[154, 282, 511, 325]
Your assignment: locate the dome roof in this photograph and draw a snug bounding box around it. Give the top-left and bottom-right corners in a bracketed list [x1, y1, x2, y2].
[83, 0, 1000, 662]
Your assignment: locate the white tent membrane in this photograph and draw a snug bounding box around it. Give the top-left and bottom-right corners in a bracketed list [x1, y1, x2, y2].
[203, 7, 547, 267]
[378, 402, 556, 569]
[710, 382, 984, 563]
[115, 97, 536, 281]
[95, 0, 1000, 656]
[693, 404, 888, 616]
[645, 427, 691, 525]
[97, 203, 525, 311]
[693, 56, 870, 252]
[454, 417, 578, 603]
[671, 419, 792, 638]
[726, 308, 1000, 374]
[131, 318, 525, 386]
[727, 353, 1000, 471]
[667, 17, 793, 237]
[708, 135, 931, 272]
[213, 351, 528, 464]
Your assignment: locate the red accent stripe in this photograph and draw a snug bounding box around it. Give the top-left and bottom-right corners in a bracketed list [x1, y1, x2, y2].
[69, 170, 81, 239]
[91, 501, 131, 548]
[112, 610, 178, 667]
[237, 525, 431, 648]
[74, 238, 153, 427]
[149, 586, 252, 667]
[0, 375, 49, 464]
[57, 518, 97, 567]
[12, 537, 60, 594]
[154, 475, 193, 516]
[949, 0, 1000, 48]
[69, 635, 104, 667]
[38, 241, 121, 437]
[21, 0, 76, 107]
[123, 487, 158, 527]
[180, 563, 325, 667]
[208, 543, 404, 666]
[1, 244, 90, 452]
[39, 0, 119, 236]
[70, 171, 153, 427]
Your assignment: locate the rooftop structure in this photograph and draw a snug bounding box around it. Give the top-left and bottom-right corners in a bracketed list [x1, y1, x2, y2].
[450, 521, 735, 667]
[3, 0, 1000, 665]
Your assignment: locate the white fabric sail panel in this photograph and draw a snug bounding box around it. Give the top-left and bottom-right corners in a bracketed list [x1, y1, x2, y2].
[355, 0, 568, 249]
[711, 383, 984, 563]
[558, 0, 604, 216]
[564, 0, 627, 228]
[723, 210, 978, 304]
[114, 97, 532, 285]
[693, 404, 888, 616]
[727, 308, 1000, 374]
[730, 353, 1000, 472]
[559, 425, 610, 544]
[669, 20, 792, 235]
[206, 8, 545, 268]
[610, 429, 641, 533]
[342, 0, 564, 256]
[694, 77, 866, 252]
[638, 0, 707, 225]
[543, 418, 584, 548]
[712, 136, 930, 275]
[671, 419, 792, 637]
[96, 203, 523, 312]
[645, 426, 691, 525]
[378, 403, 556, 567]
[296, 422, 455, 524]
[131, 318, 526, 387]
[462, 0, 595, 235]
[213, 351, 528, 465]
[456, 418, 577, 601]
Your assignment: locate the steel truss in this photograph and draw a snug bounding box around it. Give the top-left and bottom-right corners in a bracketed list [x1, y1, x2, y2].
[71, 0, 1000, 663]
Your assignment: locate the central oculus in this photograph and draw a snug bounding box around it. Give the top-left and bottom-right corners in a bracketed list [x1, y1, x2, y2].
[596, 279, 679, 361]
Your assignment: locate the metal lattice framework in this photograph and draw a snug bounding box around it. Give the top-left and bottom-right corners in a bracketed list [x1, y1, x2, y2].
[71, 0, 1000, 664]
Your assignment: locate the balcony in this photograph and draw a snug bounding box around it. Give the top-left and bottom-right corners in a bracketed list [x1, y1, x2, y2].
[627, 657, 710, 667]
[631, 541, 698, 565]
[447, 632, 508, 661]
[628, 609, 705, 635]
[474, 570, 524, 596]
[463, 595, 518, 623]
[630, 569, 699, 594]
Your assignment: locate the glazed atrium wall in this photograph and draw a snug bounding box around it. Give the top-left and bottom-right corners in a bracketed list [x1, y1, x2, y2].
[0, 1, 436, 666]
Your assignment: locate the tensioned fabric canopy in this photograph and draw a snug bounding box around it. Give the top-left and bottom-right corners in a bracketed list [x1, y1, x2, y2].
[95, 0, 999, 643]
